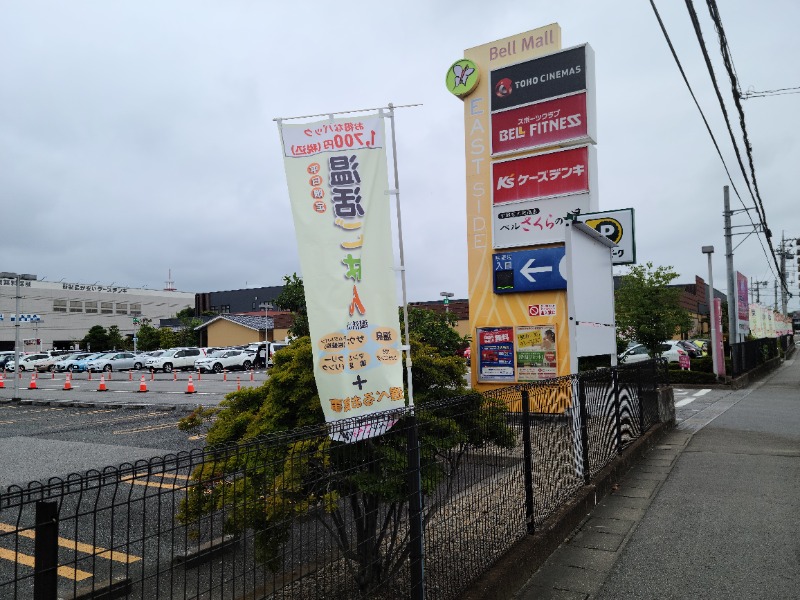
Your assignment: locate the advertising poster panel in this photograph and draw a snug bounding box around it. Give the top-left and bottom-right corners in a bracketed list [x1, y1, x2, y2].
[493, 193, 592, 249]
[477, 326, 515, 382]
[516, 325, 558, 381]
[280, 114, 405, 442]
[491, 92, 590, 155]
[490, 45, 588, 112]
[736, 272, 750, 334]
[713, 298, 726, 376]
[492, 145, 595, 205]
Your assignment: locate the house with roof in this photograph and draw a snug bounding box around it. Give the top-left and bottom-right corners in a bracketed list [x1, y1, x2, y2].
[194, 312, 294, 348]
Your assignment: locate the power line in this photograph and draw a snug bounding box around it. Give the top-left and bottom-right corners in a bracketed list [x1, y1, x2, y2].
[741, 86, 800, 99]
[701, 0, 788, 295]
[647, 0, 776, 281]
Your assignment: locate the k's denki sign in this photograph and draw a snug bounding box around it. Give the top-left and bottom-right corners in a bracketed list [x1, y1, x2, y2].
[492, 145, 595, 204]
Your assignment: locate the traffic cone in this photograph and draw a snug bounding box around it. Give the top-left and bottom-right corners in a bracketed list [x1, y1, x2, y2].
[173, 371, 177, 382]
[51, 370, 55, 380]
[128, 370, 133, 381]
[236, 376, 241, 391]
[150, 370, 154, 381]
[97, 375, 108, 392]
[0, 374, 4, 389]
[250, 369, 254, 382]
[185, 375, 196, 394]
[138, 375, 148, 393]
[63, 374, 72, 391]
[28, 374, 37, 390]
[223, 369, 227, 381]
[196, 368, 201, 381]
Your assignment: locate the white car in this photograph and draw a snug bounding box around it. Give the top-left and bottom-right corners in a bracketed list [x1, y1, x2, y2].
[146, 347, 205, 372]
[619, 341, 687, 364]
[54, 352, 93, 372]
[5, 353, 50, 372]
[87, 352, 138, 372]
[195, 349, 254, 373]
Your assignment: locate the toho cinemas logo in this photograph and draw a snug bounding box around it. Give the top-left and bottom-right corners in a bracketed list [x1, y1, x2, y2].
[489, 29, 557, 62]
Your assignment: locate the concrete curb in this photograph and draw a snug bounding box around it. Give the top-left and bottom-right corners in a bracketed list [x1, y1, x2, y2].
[461, 419, 674, 600]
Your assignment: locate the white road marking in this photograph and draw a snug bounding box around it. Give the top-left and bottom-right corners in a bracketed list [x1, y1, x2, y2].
[675, 389, 711, 407]
[693, 389, 711, 397]
[675, 398, 695, 407]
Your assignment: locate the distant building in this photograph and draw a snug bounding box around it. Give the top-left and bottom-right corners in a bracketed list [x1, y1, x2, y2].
[194, 286, 283, 315]
[0, 277, 194, 351]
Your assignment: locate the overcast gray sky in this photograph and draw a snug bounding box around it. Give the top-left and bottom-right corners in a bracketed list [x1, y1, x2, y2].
[2, 1, 798, 311]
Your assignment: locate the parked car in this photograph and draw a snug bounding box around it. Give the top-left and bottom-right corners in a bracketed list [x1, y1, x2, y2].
[54, 352, 92, 372]
[689, 339, 709, 355]
[676, 340, 702, 359]
[195, 349, 254, 373]
[33, 353, 62, 373]
[0, 352, 15, 370]
[70, 352, 107, 373]
[5, 353, 50, 372]
[619, 341, 688, 364]
[267, 341, 290, 367]
[87, 352, 138, 372]
[146, 347, 205, 372]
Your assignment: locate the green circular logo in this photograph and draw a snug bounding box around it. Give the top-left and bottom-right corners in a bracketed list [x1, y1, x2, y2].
[446, 59, 480, 98]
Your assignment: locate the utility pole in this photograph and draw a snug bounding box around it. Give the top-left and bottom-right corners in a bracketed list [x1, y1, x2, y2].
[723, 187, 738, 342]
[751, 278, 768, 303]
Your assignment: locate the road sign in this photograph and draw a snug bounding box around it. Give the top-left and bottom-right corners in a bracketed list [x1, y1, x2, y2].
[493, 247, 567, 294]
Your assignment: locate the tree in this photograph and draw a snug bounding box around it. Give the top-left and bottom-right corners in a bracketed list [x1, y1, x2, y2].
[135, 322, 161, 351]
[615, 262, 693, 358]
[274, 273, 309, 337]
[107, 325, 127, 350]
[405, 305, 469, 357]
[179, 290, 512, 596]
[82, 325, 110, 352]
[174, 307, 202, 347]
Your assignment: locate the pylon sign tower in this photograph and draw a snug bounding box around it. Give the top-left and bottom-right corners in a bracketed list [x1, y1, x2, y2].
[448, 24, 610, 394]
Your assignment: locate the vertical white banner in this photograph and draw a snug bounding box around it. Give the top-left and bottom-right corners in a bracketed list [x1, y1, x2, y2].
[279, 114, 406, 441]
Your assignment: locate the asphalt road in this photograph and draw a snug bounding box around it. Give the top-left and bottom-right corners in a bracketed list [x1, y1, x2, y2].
[0, 369, 264, 490]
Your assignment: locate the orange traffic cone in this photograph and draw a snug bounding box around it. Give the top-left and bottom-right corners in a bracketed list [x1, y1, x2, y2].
[0, 374, 4, 389]
[236, 376, 241, 391]
[185, 374, 196, 394]
[128, 370, 132, 381]
[97, 375, 108, 392]
[250, 369, 254, 382]
[138, 375, 148, 393]
[63, 374, 72, 391]
[223, 369, 227, 381]
[196, 368, 201, 380]
[28, 374, 37, 390]
[173, 370, 177, 382]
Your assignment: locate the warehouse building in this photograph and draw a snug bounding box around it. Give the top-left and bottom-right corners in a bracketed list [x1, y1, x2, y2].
[0, 276, 194, 351]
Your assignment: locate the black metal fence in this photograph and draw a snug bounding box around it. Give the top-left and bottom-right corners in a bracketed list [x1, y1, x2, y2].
[729, 336, 789, 376]
[0, 361, 667, 600]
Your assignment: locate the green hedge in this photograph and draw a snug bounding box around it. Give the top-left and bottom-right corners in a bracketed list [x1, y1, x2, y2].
[666, 369, 719, 384]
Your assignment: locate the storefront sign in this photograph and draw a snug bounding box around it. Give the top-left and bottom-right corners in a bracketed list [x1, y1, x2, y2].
[493, 145, 595, 204]
[477, 326, 515, 382]
[493, 193, 593, 249]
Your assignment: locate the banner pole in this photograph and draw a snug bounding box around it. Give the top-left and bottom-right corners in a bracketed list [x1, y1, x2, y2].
[386, 102, 414, 408]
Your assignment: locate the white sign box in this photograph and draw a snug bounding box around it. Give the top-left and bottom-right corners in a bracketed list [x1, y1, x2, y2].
[492, 193, 594, 249]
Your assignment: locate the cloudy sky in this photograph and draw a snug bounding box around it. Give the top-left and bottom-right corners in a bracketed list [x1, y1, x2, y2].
[2, 1, 798, 311]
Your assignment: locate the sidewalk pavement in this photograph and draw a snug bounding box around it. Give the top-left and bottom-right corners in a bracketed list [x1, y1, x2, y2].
[513, 355, 800, 600]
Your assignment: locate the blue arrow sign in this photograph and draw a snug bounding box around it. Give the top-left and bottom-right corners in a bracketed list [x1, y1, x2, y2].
[493, 247, 567, 294]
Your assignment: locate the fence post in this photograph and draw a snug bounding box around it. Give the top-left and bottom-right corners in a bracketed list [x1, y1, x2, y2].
[406, 412, 425, 600]
[637, 365, 645, 435]
[577, 378, 591, 485]
[34, 500, 59, 600]
[612, 368, 623, 454]
[520, 389, 535, 534]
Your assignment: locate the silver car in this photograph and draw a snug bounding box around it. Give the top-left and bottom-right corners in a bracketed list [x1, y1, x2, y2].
[87, 352, 137, 372]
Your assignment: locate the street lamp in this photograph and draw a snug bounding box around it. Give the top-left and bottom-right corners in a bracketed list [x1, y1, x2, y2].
[0, 272, 38, 401]
[701, 247, 720, 378]
[440, 291, 454, 313]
